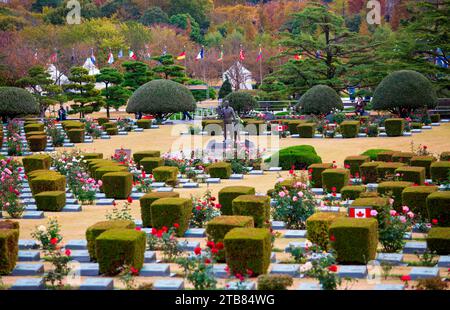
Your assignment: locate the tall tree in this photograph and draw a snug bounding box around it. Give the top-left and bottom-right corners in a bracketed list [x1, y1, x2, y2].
[96, 67, 131, 118]
[150, 54, 190, 83]
[121, 61, 153, 92]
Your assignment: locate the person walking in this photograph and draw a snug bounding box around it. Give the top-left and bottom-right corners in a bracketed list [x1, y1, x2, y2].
[58, 105, 67, 121]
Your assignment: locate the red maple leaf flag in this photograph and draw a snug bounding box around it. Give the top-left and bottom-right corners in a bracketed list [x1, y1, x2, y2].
[239, 47, 245, 61]
[349, 207, 372, 218]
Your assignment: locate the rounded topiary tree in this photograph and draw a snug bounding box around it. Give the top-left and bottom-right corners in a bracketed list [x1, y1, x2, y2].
[372, 70, 438, 115]
[224, 91, 258, 116]
[126, 79, 196, 121]
[295, 85, 343, 115]
[0, 87, 39, 122]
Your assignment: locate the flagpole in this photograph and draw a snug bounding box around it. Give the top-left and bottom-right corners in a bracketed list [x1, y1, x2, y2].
[259, 44, 263, 86]
[220, 45, 224, 81]
[183, 45, 187, 73]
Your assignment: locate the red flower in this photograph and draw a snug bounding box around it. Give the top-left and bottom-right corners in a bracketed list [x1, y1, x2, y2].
[329, 235, 336, 242]
[235, 273, 244, 281]
[246, 269, 253, 277]
[401, 275, 411, 282]
[196, 206, 202, 211]
[210, 197, 216, 201]
[50, 238, 58, 245]
[156, 230, 163, 238]
[331, 187, 336, 192]
[423, 145, 427, 149]
[204, 258, 211, 264]
[162, 226, 168, 233]
[135, 227, 141, 231]
[173, 223, 180, 229]
[127, 196, 133, 203]
[65, 249, 71, 256]
[432, 219, 438, 225]
[215, 242, 224, 250]
[130, 266, 139, 275]
[112, 200, 116, 206]
[215, 203, 222, 209]
[211, 248, 219, 255]
[151, 228, 157, 235]
[194, 247, 202, 255]
[206, 241, 215, 249]
[328, 265, 338, 272]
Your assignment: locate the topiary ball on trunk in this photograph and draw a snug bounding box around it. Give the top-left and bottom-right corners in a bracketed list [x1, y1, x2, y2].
[126, 79, 196, 120]
[224, 91, 258, 116]
[295, 85, 343, 115]
[0, 87, 39, 119]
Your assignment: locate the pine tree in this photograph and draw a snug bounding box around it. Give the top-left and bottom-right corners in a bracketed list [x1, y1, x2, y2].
[218, 76, 232, 99]
[121, 61, 153, 92]
[96, 67, 131, 118]
[150, 54, 190, 84]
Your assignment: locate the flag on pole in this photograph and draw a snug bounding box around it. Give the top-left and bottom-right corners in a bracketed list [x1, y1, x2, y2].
[162, 46, 167, 56]
[217, 49, 223, 62]
[196, 47, 204, 60]
[315, 50, 322, 59]
[177, 51, 186, 60]
[239, 46, 245, 61]
[294, 54, 303, 61]
[90, 50, 96, 64]
[256, 46, 263, 62]
[129, 50, 137, 60]
[118, 49, 123, 58]
[50, 51, 58, 64]
[107, 51, 114, 64]
[34, 49, 38, 61]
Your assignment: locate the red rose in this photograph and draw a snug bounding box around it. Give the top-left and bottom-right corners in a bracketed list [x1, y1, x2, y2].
[130, 266, 139, 275]
[196, 206, 202, 211]
[210, 197, 216, 201]
[151, 228, 157, 235]
[246, 269, 253, 276]
[194, 247, 202, 255]
[204, 258, 211, 264]
[215, 203, 222, 209]
[215, 242, 224, 250]
[206, 241, 215, 249]
[127, 197, 133, 203]
[173, 223, 180, 229]
[135, 227, 141, 231]
[331, 187, 337, 192]
[211, 248, 219, 255]
[329, 235, 336, 242]
[432, 219, 438, 225]
[401, 275, 411, 282]
[162, 226, 168, 233]
[50, 238, 58, 245]
[65, 249, 71, 256]
[328, 265, 337, 272]
[156, 230, 163, 238]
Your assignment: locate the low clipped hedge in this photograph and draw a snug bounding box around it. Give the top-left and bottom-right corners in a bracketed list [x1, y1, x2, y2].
[67, 129, 85, 143]
[411, 122, 423, 129]
[321, 168, 350, 192]
[306, 212, 343, 250]
[30, 174, 66, 195]
[25, 131, 46, 138]
[22, 154, 51, 174]
[62, 121, 84, 131]
[85, 220, 135, 261]
[140, 157, 164, 174]
[297, 123, 316, 138]
[340, 121, 360, 138]
[351, 197, 390, 211]
[392, 152, 415, 164]
[440, 152, 450, 161]
[341, 185, 366, 200]
[410, 156, 436, 178]
[376, 151, 396, 162]
[224, 228, 272, 276]
[232, 195, 270, 228]
[218, 186, 256, 215]
[103, 122, 116, 130]
[96, 229, 146, 275]
[151, 198, 192, 237]
[361, 149, 393, 161]
[384, 118, 404, 137]
[430, 161, 450, 183]
[264, 145, 322, 170]
[97, 118, 109, 126]
[396, 166, 426, 185]
[344, 155, 370, 176]
[35, 191, 66, 212]
[430, 114, 440, 123]
[152, 166, 179, 186]
[27, 169, 60, 182]
[24, 123, 44, 133]
[136, 119, 151, 129]
[28, 135, 47, 152]
[285, 120, 305, 135]
[133, 151, 161, 166]
[360, 162, 382, 184]
[139, 192, 180, 228]
[207, 162, 232, 179]
[257, 274, 293, 290]
[95, 165, 128, 181]
[402, 186, 438, 219]
[0, 221, 19, 275]
[426, 191, 450, 227]
[106, 127, 118, 136]
[377, 181, 414, 209]
[376, 162, 406, 180]
[101, 172, 133, 199]
[81, 153, 103, 160]
[329, 218, 378, 264]
[308, 163, 333, 188]
[426, 227, 449, 255]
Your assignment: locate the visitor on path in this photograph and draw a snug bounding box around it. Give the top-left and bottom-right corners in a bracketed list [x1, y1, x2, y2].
[182, 111, 193, 121]
[355, 96, 365, 116]
[135, 112, 143, 120]
[58, 105, 67, 121]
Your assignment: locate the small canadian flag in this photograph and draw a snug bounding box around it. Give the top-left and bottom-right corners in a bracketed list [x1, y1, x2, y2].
[349, 207, 372, 218]
[277, 125, 284, 132]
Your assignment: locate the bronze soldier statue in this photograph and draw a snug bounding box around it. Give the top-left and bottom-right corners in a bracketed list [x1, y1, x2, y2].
[216, 100, 237, 142]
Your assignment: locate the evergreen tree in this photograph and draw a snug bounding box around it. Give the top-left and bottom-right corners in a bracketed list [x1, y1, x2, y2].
[150, 54, 190, 84]
[218, 77, 232, 99]
[96, 67, 131, 118]
[121, 61, 153, 92]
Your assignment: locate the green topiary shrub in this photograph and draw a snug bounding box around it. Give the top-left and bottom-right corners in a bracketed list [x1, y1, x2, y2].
[439, 152, 450, 161]
[264, 145, 322, 170]
[384, 119, 405, 137]
[30, 174, 66, 195]
[24, 123, 44, 133]
[344, 155, 370, 176]
[426, 191, 450, 227]
[395, 166, 426, 185]
[62, 121, 85, 131]
[106, 127, 118, 136]
[207, 162, 232, 179]
[95, 165, 128, 181]
[377, 181, 414, 209]
[329, 218, 378, 264]
[411, 122, 423, 129]
[410, 156, 436, 178]
[224, 228, 272, 276]
[392, 152, 415, 164]
[126, 79, 196, 120]
[90, 162, 124, 176]
[86, 220, 135, 261]
[81, 153, 103, 160]
[284, 120, 306, 135]
[402, 186, 438, 219]
[308, 163, 333, 188]
[101, 172, 133, 199]
[35, 191, 66, 212]
[376, 151, 396, 162]
[297, 123, 316, 138]
[96, 229, 146, 275]
[426, 227, 449, 255]
[152, 166, 179, 186]
[139, 192, 180, 228]
[25, 131, 46, 138]
[97, 117, 109, 126]
[151, 198, 192, 237]
[351, 197, 390, 212]
[140, 157, 163, 173]
[340, 121, 360, 138]
[28, 135, 47, 152]
[102, 122, 116, 129]
[133, 151, 161, 166]
[295, 85, 343, 115]
[232, 195, 270, 228]
[218, 186, 256, 215]
[0, 86, 39, 118]
[361, 149, 393, 161]
[376, 162, 406, 180]
[321, 168, 350, 192]
[430, 114, 440, 123]
[136, 119, 151, 129]
[22, 154, 51, 174]
[27, 170, 60, 182]
[306, 212, 343, 250]
[372, 70, 437, 114]
[257, 274, 293, 290]
[360, 162, 382, 184]
[67, 129, 85, 143]
[430, 161, 450, 183]
[341, 185, 366, 200]
[0, 221, 19, 275]
[224, 91, 258, 116]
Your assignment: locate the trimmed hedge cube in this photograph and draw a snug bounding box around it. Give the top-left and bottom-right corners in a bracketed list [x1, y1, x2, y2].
[257, 274, 293, 290]
[106, 127, 118, 136]
[62, 121, 84, 130]
[25, 131, 45, 138]
[27, 170, 60, 182]
[86, 220, 135, 261]
[24, 123, 44, 133]
[341, 185, 366, 200]
[103, 122, 116, 129]
[35, 191, 66, 212]
[28, 135, 47, 152]
[232, 195, 270, 228]
[440, 152, 450, 161]
[101, 172, 133, 199]
[207, 162, 232, 179]
[218, 186, 256, 215]
[133, 151, 161, 166]
[22, 154, 51, 174]
[392, 152, 415, 164]
[360, 162, 382, 184]
[351, 197, 390, 211]
[321, 168, 350, 192]
[67, 129, 85, 143]
[140, 157, 164, 174]
[30, 174, 66, 195]
[376, 162, 406, 180]
[402, 186, 438, 219]
[430, 161, 450, 183]
[139, 192, 180, 228]
[308, 163, 333, 188]
[0, 221, 19, 275]
[340, 121, 360, 138]
[395, 166, 426, 185]
[377, 181, 414, 209]
[410, 156, 436, 178]
[430, 114, 440, 123]
[136, 119, 151, 129]
[97, 118, 109, 126]
[426, 192, 450, 227]
[297, 123, 316, 138]
[426, 227, 449, 255]
[376, 151, 396, 162]
[224, 228, 272, 276]
[306, 212, 343, 250]
[81, 153, 103, 160]
[411, 122, 423, 129]
[285, 120, 305, 135]
[344, 155, 370, 176]
[96, 229, 146, 275]
[152, 166, 179, 186]
[329, 218, 378, 264]
[95, 165, 128, 181]
[151, 198, 192, 237]
[384, 118, 404, 137]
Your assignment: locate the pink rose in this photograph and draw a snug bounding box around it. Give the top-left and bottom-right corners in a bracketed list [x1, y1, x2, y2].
[292, 196, 298, 202]
[402, 206, 409, 213]
[297, 192, 304, 198]
[370, 210, 378, 216]
[407, 211, 414, 219]
[389, 210, 397, 216]
[399, 216, 406, 223]
[278, 191, 286, 198]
